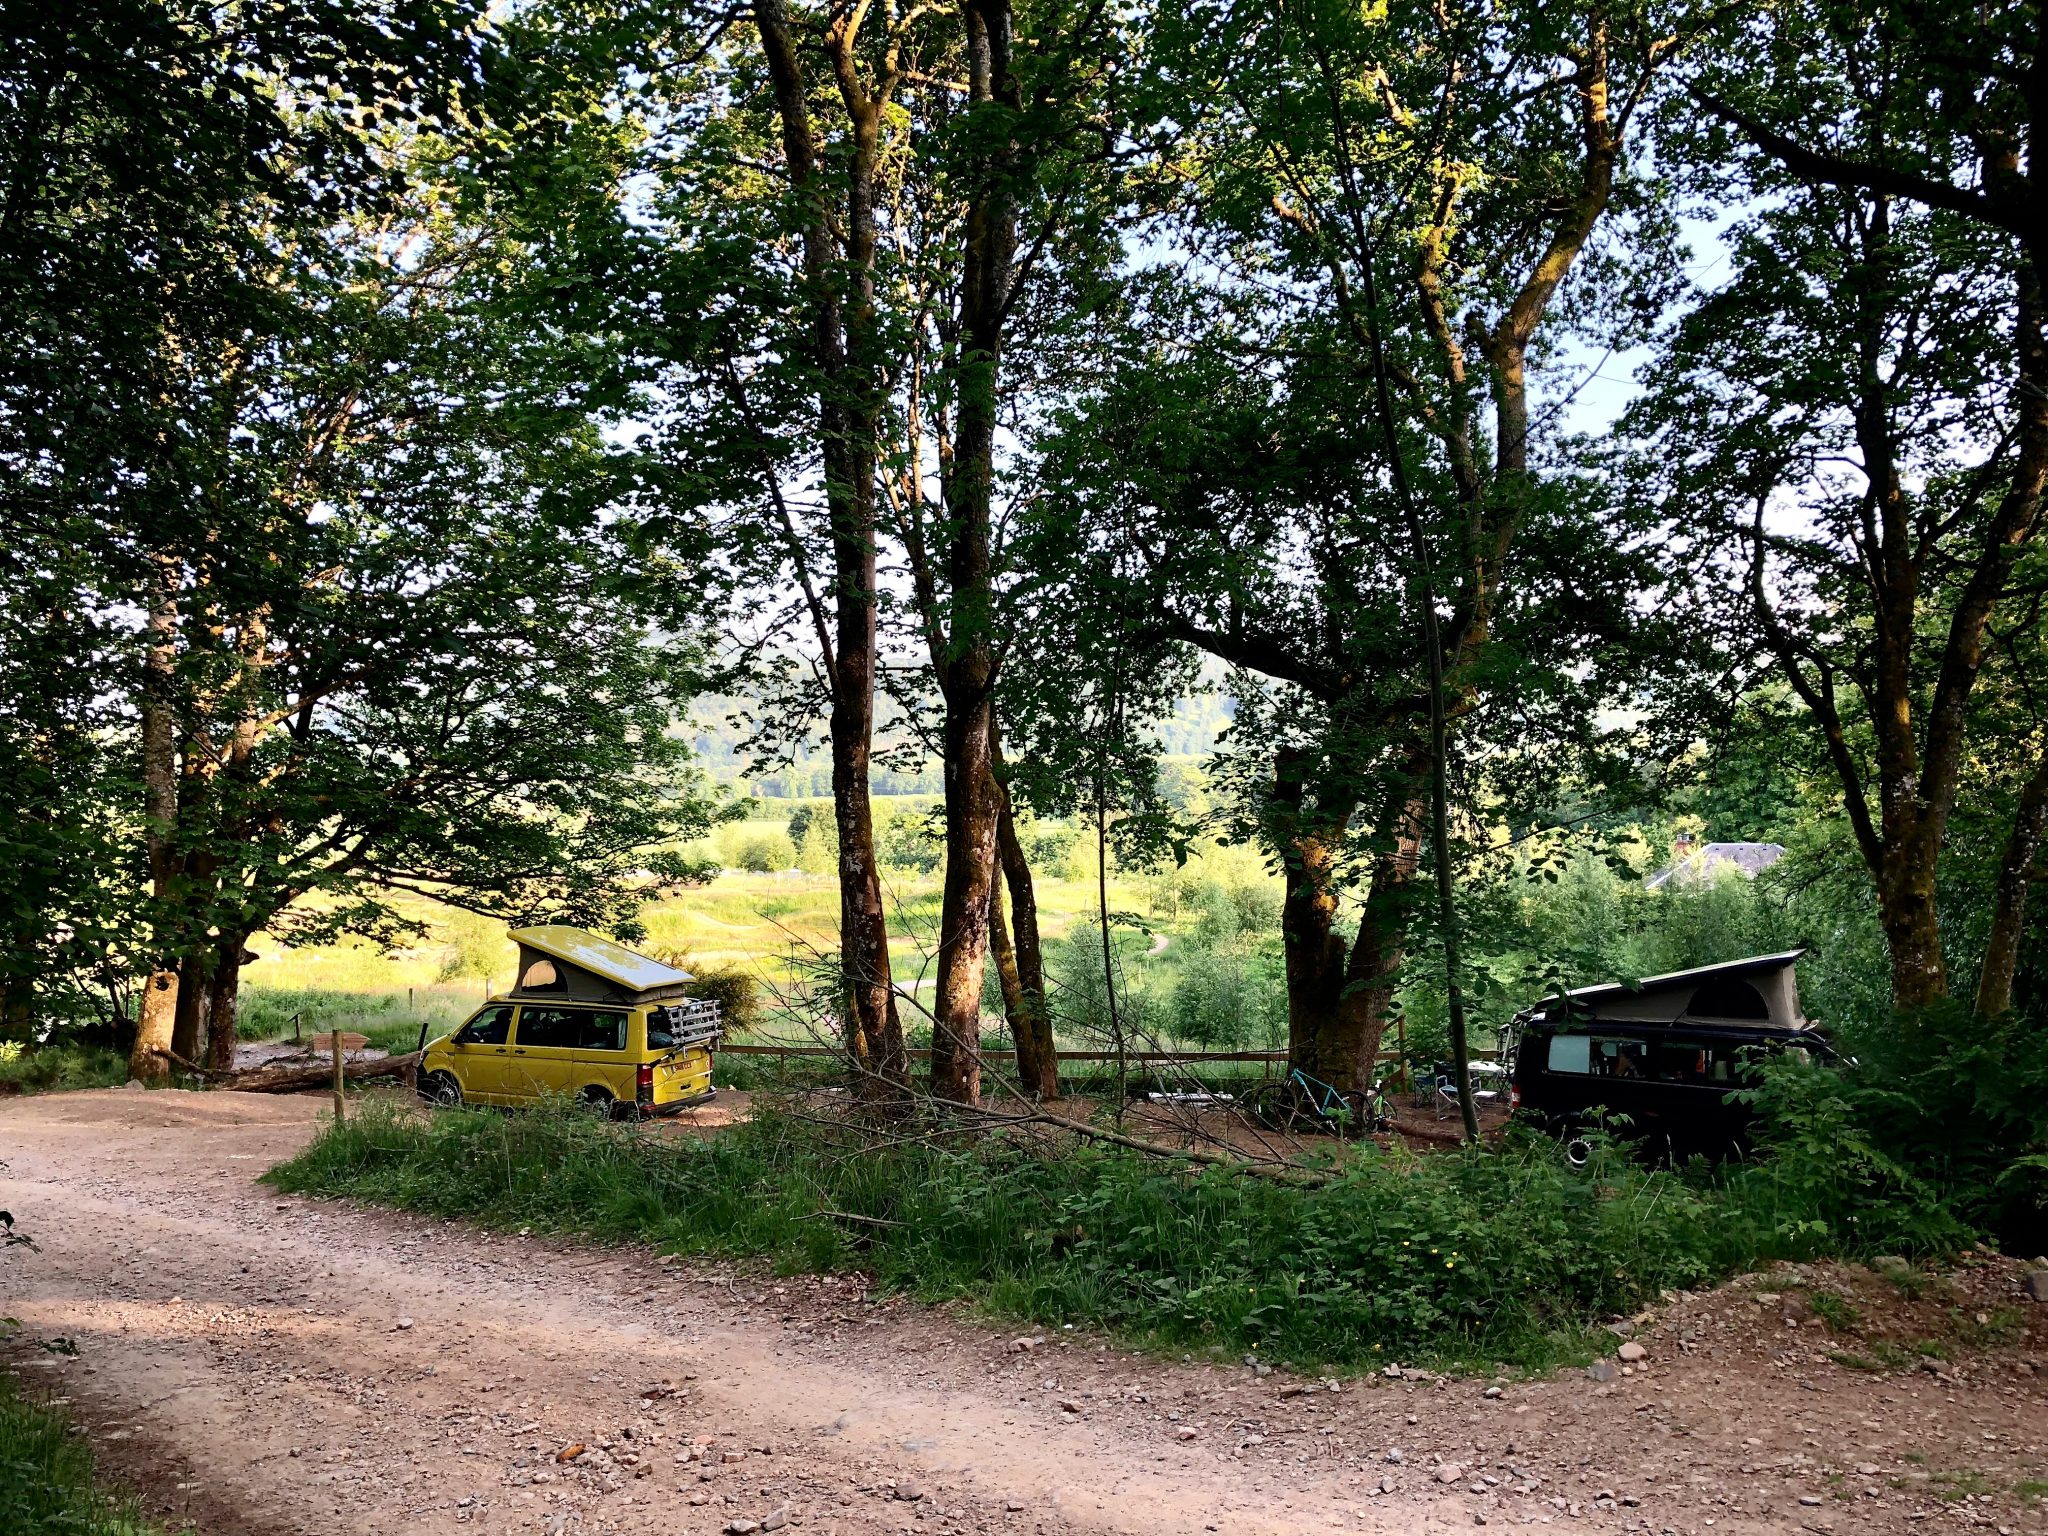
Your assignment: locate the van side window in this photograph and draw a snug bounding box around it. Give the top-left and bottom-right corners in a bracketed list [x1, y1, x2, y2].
[514, 1008, 585, 1050]
[456, 1006, 513, 1046]
[579, 1011, 628, 1051]
[1547, 1035, 1591, 1074]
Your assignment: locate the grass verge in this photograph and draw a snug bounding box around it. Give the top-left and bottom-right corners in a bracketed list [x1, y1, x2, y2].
[0, 1044, 130, 1095]
[0, 1369, 159, 1535]
[262, 1098, 1912, 1373]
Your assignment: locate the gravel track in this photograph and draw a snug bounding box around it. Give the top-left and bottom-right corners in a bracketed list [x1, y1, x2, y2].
[3, 1088, 2045, 1536]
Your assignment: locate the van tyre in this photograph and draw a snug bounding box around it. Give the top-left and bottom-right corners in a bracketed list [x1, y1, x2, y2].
[1563, 1136, 1593, 1170]
[421, 1072, 462, 1109]
[578, 1087, 623, 1121]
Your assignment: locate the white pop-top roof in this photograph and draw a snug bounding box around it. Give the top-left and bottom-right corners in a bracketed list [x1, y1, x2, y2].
[508, 926, 693, 993]
[1549, 948, 1806, 1008]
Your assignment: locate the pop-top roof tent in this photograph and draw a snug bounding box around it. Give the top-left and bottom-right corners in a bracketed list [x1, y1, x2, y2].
[507, 926, 694, 1005]
[1524, 949, 1810, 1031]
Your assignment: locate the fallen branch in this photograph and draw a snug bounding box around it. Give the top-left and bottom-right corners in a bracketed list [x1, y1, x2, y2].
[800, 1209, 906, 1229]
[152, 1047, 229, 1079]
[973, 1101, 1339, 1185]
[224, 1051, 421, 1095]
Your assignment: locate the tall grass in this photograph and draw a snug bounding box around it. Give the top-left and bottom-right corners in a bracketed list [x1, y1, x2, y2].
[0, 1372, 159, 1536]
[263, 1096, 1941, 1372]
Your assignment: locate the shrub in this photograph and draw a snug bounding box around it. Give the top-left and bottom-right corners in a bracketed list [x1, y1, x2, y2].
[732, 832, 791, 874]
[684, 966, 762, 1036]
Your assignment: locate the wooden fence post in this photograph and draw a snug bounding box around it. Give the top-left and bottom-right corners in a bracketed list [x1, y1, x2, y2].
[331, 1031, 346, 1124]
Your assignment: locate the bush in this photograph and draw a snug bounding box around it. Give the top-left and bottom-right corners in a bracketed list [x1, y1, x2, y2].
[0, 1042, 128, 1095]
[877, 804, 942, 875]
[1169, 941, 1285, 1049]
[731, 832, 791, 874]
[684, 966, 762, 1036]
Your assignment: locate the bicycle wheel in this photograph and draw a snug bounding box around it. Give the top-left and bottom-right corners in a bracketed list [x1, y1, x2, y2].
[1238, 1080, 1289, 1132]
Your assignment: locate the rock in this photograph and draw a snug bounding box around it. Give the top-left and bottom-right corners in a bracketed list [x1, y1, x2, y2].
[1378, 1476, 1395, 1495]
[1058, 1399, 1083, 1414]
[1587, 1361, 1617, 1383]
[1617, 1341, 1647, 1362]
[724, 1521, 760, 1534]
[123, 1079, 145, 1091]
[1436, 1464, 1464, 1484]
[1799, 1495, 1824, 1507]
[1482, 1385, 1503, 1399]
[1175, 1427, 1198, 1441]
[1277, 1383, 1309, 1399]
[1856, 1464, 1879, 1476]
[394, 1317, 415, 1331]
[894, 1483, 923, 1502]
[555, 1443, 585, 1463]
[761, 1510, 788, 1532]
[1012, 1335, 1044, 1352]
[2021, 1271, 2048, 1302]
[1385, 1449, 1405, 1464]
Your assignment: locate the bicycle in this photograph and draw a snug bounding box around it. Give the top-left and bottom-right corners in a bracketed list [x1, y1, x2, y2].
[1239, 1066, 1391, 1137]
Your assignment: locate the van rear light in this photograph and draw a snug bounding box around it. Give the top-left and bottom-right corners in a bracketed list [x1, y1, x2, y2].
[1510, 1083, 1521, 1110]
[636, 1063, 655, 1104]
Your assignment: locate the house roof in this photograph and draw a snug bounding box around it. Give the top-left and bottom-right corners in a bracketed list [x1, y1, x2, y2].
[507, 926, 692, 995]
[1644, 841, 1786, 891]
[1551, 948, 1807, 1007]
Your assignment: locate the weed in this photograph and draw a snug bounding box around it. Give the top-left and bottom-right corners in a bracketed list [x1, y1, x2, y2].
[1874, 1257, 1931, 1300]
[1807, 1290, 1861, 1332]
[1931, 1469, 1994, 1502]
[2015, 1480, 2048, 1504]
[1954, 1305, 2025, 1349]
[0, 1372, 160, 1535]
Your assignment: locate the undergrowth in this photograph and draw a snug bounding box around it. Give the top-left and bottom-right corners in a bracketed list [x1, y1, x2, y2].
[263, 1084, 1971, 1373]
[0, 1043, 129, 1095]
[0, 1371, 158, 1535]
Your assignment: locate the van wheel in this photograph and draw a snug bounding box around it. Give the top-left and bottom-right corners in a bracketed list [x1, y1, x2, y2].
[1563, 1136, 1593, 1170]
[577, 1087, 617, 1120]
[421, 1072, 462, 1109]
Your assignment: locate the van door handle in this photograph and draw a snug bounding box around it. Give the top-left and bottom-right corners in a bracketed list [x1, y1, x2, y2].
[511, 1048, 527, 1054]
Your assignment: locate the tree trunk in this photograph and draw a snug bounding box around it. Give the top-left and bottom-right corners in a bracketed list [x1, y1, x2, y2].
[753, 0, 907, 1098]
[1338, 785, 1425, 1083]
[1976, 753, 2048, 1019]
[128, 551, 183, 1085]
[929, 688, 998, 1103]
[1269, 749, 1369, 1085]
[1879, 827, 1949, 1011]
[203, 936, 249, 1074]
[992, 737, 1058, 1099]
[170, 950, 210, 1065]
[925, 0, 1020, 1107]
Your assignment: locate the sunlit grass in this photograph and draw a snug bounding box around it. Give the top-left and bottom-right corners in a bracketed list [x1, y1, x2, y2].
[0, 1370, 160, 1535]
[242, 811, 1242, 1053]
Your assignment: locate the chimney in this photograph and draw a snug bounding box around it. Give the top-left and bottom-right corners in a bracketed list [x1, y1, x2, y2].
[1672, 830, 1698, 866]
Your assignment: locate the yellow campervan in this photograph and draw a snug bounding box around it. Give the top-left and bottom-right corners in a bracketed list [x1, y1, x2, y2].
[416, 926, 720, 1117]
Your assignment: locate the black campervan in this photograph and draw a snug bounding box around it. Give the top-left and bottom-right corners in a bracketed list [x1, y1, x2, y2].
[1506, 950, 1830, 1164]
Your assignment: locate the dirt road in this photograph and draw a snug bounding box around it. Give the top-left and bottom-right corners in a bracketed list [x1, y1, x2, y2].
[3, 1089, 2046, 1536]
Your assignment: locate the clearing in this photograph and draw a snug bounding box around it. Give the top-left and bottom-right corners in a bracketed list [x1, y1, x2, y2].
[3, 1089, 2046, 1536]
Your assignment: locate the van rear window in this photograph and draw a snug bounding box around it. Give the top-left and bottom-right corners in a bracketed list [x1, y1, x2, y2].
[1548, 1035, 1591, 1074]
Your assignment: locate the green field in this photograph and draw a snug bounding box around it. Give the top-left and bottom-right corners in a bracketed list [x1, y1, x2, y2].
[239, 802, 1297, 1062]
